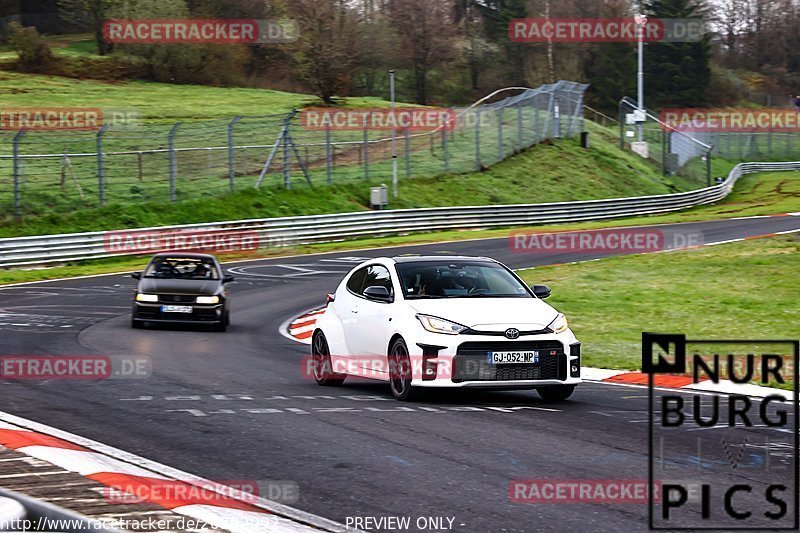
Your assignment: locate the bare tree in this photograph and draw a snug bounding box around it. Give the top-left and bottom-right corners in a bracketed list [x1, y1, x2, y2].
[387, 0, 456, 104]
[291, 0, 363, 104]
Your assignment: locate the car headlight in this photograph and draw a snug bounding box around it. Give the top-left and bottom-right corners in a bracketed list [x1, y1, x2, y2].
[135, 294, 159, 303]
[416, 314, 467, 335]
[196, 296, 220, 305]
[548, 313, 569, 334]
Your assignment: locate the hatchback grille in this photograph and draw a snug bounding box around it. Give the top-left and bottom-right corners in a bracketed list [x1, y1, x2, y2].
[453, 341, 566, 382]
[158, 295, 196, 304]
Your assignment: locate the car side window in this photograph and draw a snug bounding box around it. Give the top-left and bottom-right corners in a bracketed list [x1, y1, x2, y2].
[363, 265, 393, 297]
[346, 267, 369, 295]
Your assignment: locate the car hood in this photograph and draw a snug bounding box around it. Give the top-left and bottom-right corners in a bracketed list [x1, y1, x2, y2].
[138, 278, 220, 295]
[408, 298, 559, 331]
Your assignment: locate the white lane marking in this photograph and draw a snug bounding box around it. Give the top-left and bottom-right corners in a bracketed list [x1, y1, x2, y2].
[775, 229, 800, 235]
[0, 410, 353, 533]
[585, 378, 787, 400]
[704, 238, 744, 246]
[788, 212, 800, 216]
[729, 216, 771, 220]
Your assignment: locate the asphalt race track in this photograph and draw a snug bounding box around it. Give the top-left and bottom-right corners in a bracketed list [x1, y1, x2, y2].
[1, 215, 799, 532]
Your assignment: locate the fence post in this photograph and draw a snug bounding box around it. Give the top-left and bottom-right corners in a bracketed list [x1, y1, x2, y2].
[363, 114, 370, 180]
[535, 99, 541, 144]
[96, 124, 109, 206]
[326, 123, 332, 185]
[283, 115, 291, 189]
[443, 127, 449, 172]
[168, 122, 181, 202]
[404, 127, 411, 178]
[553, 95, 561, 138]
[706, 150, 712, 187]
[12, 129, 25, 218]
[497, 108, 504, 161]
[517, 104, 523, 149]
[228, 115, 241, 192]
[475, 109, 481, 170]
[661, 128, 667, 176]
[618, 100, 625, 149]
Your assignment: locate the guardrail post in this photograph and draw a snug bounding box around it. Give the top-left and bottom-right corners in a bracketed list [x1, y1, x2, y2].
[12, 129, 25, 218]
[168, 122, 181, 202]
[228, 115, 241, 192]
[475, 109, 481, 170]
[96, 124, 109, 206]
[326, 123, 332, 185]
[497, 108, 504, 161]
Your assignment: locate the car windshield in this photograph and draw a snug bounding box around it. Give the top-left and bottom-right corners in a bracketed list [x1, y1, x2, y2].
[144, 257, 219, 280]
[396, 261, 531, 299]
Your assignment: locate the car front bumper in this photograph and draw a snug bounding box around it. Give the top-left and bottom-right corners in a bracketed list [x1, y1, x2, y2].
[132, 301, 226, 324]
[406, 330, 582, 388]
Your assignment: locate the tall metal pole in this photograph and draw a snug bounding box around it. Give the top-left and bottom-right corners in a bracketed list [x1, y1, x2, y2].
[636, 14, 647, 142]
[390, 69, 398, 198]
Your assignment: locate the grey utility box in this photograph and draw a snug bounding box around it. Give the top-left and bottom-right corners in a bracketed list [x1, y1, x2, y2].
[370, 185, 388, 210]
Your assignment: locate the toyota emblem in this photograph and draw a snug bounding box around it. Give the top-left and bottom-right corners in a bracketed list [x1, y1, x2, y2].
[504, 328, 521, 339]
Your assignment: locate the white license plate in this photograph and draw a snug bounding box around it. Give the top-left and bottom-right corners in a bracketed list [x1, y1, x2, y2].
[488, 351, 539, 364]
[161, 305, 193, 314]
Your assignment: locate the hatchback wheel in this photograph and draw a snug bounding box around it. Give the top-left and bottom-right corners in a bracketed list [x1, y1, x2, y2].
[536, 385, 576, 402]
[312, 331, 345, 386]
[388, 338, 418, 401]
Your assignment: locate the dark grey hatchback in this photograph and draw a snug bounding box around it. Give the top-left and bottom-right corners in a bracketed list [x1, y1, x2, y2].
[131, 253, 234, 331]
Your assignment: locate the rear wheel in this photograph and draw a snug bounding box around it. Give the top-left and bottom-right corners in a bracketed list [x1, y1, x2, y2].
[536, 385, 576, 402]
[312, 331, 345, 386]
[388, 338, 418, 401]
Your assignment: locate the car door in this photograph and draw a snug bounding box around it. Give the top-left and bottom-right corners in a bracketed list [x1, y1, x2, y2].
[338, 266, 369, 356]
[348, 264, 395, 378]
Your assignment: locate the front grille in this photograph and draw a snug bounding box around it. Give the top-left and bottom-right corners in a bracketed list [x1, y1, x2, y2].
[453, 341, 566, 382]
[158, 294, 196, 304]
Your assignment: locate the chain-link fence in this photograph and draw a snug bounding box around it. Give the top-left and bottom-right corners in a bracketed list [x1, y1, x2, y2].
[0, 81, 588, 217]
[619, 97, 713, 187]
[688, 131, 800, 161]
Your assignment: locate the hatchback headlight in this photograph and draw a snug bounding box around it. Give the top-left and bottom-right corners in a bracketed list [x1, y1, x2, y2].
[135, 294, 158, 302]
[416, 314, 467, 335]
[196, 296, 220, 305]
[548, 313, 569, 334]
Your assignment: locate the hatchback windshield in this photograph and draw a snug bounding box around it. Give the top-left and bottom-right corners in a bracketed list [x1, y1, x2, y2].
[144, 257, 219, 280]
[396, 261, 531, 299]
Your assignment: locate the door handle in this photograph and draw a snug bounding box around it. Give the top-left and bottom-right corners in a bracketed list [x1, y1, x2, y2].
[351, 309, 359, 314]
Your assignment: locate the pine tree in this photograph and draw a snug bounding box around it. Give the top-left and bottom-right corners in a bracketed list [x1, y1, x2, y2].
[643, 0, 712, 108]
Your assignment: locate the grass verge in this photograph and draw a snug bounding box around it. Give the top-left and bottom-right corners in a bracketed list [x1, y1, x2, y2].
[518, 235, 799, 388]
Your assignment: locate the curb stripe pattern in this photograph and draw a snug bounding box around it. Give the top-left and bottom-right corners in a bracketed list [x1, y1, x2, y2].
[0, 427, 322, 533]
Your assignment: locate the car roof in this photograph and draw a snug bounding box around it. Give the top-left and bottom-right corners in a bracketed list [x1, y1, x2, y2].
[150, 252, 218, 260]
[390, 255, 496, 264]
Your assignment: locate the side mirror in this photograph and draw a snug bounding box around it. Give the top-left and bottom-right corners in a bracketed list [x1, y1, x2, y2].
[223, 274, 235, 284]
[131, 272, 141, 280]
[363, 285, 392, 302]
[531, 284, 551, 299]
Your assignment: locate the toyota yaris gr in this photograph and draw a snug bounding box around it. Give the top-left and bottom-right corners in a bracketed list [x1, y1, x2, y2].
[130, 253, 234, 331]
[312, 256, 581, 401]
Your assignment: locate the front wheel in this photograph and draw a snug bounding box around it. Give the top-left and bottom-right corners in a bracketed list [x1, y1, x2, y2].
[536, 385, 576, 402]
[388, 338, 419, 401]
[312, 331, 345, 386]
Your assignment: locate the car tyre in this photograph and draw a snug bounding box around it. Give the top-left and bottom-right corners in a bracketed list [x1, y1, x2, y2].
[388, 338, 419, 401]
[536, 385, 576, 402]
[131, 317, 143, 329]
[312, 331, 345, 386]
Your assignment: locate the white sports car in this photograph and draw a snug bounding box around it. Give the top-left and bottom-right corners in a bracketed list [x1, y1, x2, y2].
[311, 256, 582, 401]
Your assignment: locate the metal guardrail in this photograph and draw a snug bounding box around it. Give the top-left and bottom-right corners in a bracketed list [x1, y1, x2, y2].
[0, 161, 798, 268]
